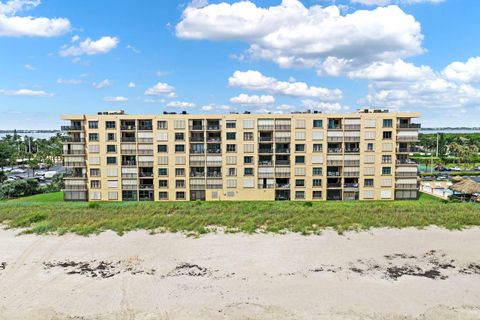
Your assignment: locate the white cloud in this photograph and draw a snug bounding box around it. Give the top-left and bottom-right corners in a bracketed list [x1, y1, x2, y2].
[103, 96, 128, 102]
[351, 0, 443, 5]
[200, 103, 234, 112]
[276, 104, 294, 110]
[0, 0, 70, 37]
[71, 34, 79, 42]
[201, 104, 213, 111]
[0, 88, 54, 97]
[166, 101, 195, 108]
[93, 79, 112, 89]
[128, 81, 136, 88]
[59, 36, 119, 57]
[230, 93, 275, 105]
[228, 70, 342, 101]
[442, 57, 480, 83]
[345, 59, 434, 82]
[177, 1, 423, 70]
[301, 99, 343, 112]
[57, 78, 83, 85]
[156, 70, 171, 77]
[145, 82, 176, 96]
[24, 63, 35, 70]
[126, 44, 140, 54]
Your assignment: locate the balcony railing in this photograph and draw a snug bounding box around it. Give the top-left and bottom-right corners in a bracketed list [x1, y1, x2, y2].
[138, 125, 153, 131]
[396, 172, 418, 177]
[397, 147, 418, 153]
[327, 172, 342, 177]
[275, 183, 290, 189]
[64, 184, 87, 190]
[327, 160, 343, 166]
[190, 172, 206, 177]
[398, 123, 421, 129]
[206, 149, 221, 154]
[206, 138, 221, 143]
[344, 171, 360, 177]
[327, 183, 342, 188]
[275, 160, 290, 166]
[275, 137, 291, 142]
[259, 161, 273, 166]
[396, 184, 418, 189]
[138, 161, 154, 167]
[259, 136, 273, 142]
[344, 124, 361, 130]
[396, 159, 418, 166]
[121, 149, 137, 155]
[328, 148, 342, 154]
[138, 150, 153, 155]
[275, 148, 290, 154]
[206, 125, 221, 130]
[207, 173, 222, 178]
[344, 183, 359, 188]
[63, 150, 85, 155]
[138, 138, 153, 143]
[189, 125, 205, 130]
[397, 136, 419, 142]
[327, 137, 343, 142]
[258, 125, 274, 131]
[64, 161, 86, 167]
[258, 183, 275, 189]
[64, 173, 87, 179]
[344, 137, 361, 142]
[139, 184, 154, 190]
[120, 125, 136, 130]
[275, 125, 291, 131]
[64, 137, 85, 143]
[122, 161, 137, 166]
[122, 173, 137, 178]
[328, 125, 342, 130]
[122, 185, 137, 190]
[139, 172, 154, 177]
[344, 160, 360, 166]
[61, 125, 83, 131]
[344, 148, 359, 153]
[190, 137, 205, 142]
[121, 137, 136, 143]
[259, 148, 273, 154]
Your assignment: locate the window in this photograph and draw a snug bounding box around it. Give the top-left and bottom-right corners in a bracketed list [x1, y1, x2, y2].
[158, 145, 167, 152]
[107, 145, 116, 153]
[226, 121, 236, 129]
[382, 167, 392, 175]
[313, 191, 322, 199]
[227, 179, 237, 188]
[89, 145, 100, 153]
[312, 131, 324, 140]
[175, 180, 185, 188]
[295, 191, 305, 200]
[158, 156, 168, 165]
[108, 192, 118, 200]
[89, 133, 98, 141]
[228, 168, 236, 176]
[90, 168, 100, 177]
[226, 132, 236, 140]
[295, 119, 306, 129]
[244, 156, 253, 164]
[365, 131, 376, 140]
[367, 143, 374, 152]
[226, 156, 236, 165]
[159, 180, 168, 188]
[383, 131, 392, 140]
[243, 119, 254, 129]
[382, 155, 392, 164]
[157, 121, 168, 129]
[91, 180, 101, 189]
[295, 131, 306, 140]
[158, 168, 168, 176]
[295, 156, 305, 164]
[313, 144, 322, 152]
[175, 132, 184, 141]
[313, 167, 323, 176]
[176, 192, 186, 200]
[88, 121, 98, 129]
[364, 190, 374, 199]
[313, 179, 322, 187]
[295, 167, 306, 176]
[106, 157, 117, 165]
[107, 168, 117, 177]
[383, 119, 393, 128]
[107, 133, 116, 141]
[295, 179, 305, 187]
[295, 144, 305, 152]
[175, 144, 185, 153]
[313, 119, 323, 128]
[106, 121, 116, 129]
[107, 180, 118, 188]
[175, 168, 185, 176]
[226, 144, 236, 152]
[173, 120, 185, 130]
[244, 168, 254, 176]
[364, 179, 374, 187]
[175, 156, 186, 165]
[159, 192, 168, 200]
[243, 132, 253, 141]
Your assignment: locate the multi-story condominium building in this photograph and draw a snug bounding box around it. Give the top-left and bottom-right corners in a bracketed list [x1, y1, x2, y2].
[61, 109, 421, 202]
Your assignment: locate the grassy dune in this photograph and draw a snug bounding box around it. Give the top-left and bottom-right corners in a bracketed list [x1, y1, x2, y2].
[0, 192, 479, 235]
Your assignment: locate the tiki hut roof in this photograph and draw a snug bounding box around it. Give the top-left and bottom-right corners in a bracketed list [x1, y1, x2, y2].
[449, 178, 480, 194]
[451, 176, 464, 183]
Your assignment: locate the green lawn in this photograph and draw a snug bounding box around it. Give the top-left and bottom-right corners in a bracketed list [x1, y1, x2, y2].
[1, 192, 479, 236]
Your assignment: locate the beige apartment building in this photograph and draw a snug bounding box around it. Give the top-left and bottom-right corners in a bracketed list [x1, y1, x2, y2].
[61, 109, 421, 202]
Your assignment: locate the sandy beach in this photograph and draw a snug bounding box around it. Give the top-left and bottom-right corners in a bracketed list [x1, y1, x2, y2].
[1, 227, 480, 319]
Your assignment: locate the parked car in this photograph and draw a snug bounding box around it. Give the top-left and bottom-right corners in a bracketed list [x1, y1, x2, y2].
[450, 166, 462, 172]
[474, 166, 480, 171]
[10, 168, 26, 174]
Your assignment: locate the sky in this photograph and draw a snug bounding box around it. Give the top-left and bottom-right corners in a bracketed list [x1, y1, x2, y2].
[1, 0, 480, 129]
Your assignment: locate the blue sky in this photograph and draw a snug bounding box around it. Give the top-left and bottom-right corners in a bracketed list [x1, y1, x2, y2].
[1, 0, 480, 129]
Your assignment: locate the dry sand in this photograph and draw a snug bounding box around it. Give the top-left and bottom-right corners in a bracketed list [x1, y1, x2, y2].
[1, 227, 480, 319]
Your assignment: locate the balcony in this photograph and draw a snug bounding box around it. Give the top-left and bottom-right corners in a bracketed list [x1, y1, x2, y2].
[275, 125, 291, 131]
[258, 125, 274, 131]
[344, 160, 360, 166]
[275, 160, 290, 166]
[398, 123, 421, 129]
[397, 136, 419, 142]
[64, 184, 87, 191]
[327, 160, 343, 166]
[120, 125, 136, 130]
[121, 149, 137, 155]
[259, 148, 273, 154]
[138, 150, 153, 155]
[275, 183, 290, 189]
[138, 161, 154, 167]
[396, 159, 418, 166]
[64, 161, 86, 167]
[138, 138, 153, 143]
[64, 173, 87, 179]
[206, 149, 221, 154]
[121, 137, 136, 143]
[328, 125, 342, 130]
[396, 184, 418, 189]
[206, 138, 221, 143]
[327, 183, 342, 188]
[122, 161, 137, 166]
[122, 185, 138, 190]
[139, 172, 154, 178]
[343, 171, 360, 177]
[344, 124, 360, 130]
[259, 136, 273, 142]
[397, 147, 418, 153]
[327, 137, 343, 142]
[189, 124, 205, 131]
[63, 150, 85, 155]
[139, 184, 154, 190]
[190, 172, 206, 178]
[275, 148, 290, 154]
[122, 173, 137, 178]
[344, 183, 359, 189]
[275, 137, 291, 143]
[258, 183, 275, 189]
[206, 125, 221, 131]
[138, 125, 153, 131]
[259, 160, 273, 166]
[396, 171, 418, 177]
[328, 148, 343, 154]
[327, 172, 342, 177]
[64, 137, 85, 143]
[344, 137, 360, 142]
[344, 148, 359, 153]
[61, 125, 83, 131]
[190, 136, 204, 142]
